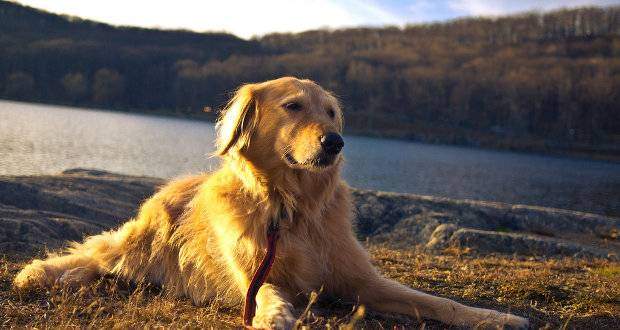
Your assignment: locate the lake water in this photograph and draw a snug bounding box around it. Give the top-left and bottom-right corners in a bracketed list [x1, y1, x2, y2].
[1, 100, 619, 216]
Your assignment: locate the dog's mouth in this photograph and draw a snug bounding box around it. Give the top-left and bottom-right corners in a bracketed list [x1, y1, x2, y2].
[283, 151, 337, 169]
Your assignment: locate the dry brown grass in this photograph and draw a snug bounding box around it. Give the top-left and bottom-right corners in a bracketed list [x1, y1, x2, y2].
[2, 247, 618, 329]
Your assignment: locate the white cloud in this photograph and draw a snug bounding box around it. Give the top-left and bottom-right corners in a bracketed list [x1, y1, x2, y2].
[12, 0, 620, 38]
[13, 0, 402, 39]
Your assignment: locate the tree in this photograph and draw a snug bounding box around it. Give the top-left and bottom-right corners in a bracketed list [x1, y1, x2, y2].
[61, 72, 88, 102]
[92, 68, 125, 106]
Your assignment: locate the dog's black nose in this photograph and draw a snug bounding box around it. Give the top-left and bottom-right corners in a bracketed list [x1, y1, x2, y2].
[320, 132, 344, 155]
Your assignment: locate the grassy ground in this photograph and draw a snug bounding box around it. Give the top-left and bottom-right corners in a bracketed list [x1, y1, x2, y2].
[1, 247, 618, 329]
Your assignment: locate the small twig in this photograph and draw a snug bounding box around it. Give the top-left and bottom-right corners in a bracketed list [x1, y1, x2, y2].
[294, 287, 322, 330]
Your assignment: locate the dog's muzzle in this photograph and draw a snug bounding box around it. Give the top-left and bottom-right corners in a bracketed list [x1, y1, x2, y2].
[284, 132, 344, 168]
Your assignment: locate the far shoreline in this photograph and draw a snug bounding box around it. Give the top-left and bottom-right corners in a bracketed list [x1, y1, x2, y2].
[2, 98, 619, 163]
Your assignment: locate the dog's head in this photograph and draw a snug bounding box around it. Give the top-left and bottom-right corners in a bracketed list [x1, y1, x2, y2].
[216, 77, 344, 172]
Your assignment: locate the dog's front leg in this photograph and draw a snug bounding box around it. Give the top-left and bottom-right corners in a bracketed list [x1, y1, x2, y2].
[356, 275, 529, 328]
[251, 283, 296, 329]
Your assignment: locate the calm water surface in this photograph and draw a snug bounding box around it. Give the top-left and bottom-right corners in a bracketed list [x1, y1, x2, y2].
[1, 100, 619, 216]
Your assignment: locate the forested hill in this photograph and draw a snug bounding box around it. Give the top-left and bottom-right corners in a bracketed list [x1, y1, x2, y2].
[1, 1, 619, 159]
[0, 1, 260, 111]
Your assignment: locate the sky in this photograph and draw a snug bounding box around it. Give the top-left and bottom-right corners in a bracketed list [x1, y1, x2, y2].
[13, 0, 620, 39]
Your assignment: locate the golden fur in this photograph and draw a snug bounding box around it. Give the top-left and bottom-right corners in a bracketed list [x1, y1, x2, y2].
[14, 77, 528, 328]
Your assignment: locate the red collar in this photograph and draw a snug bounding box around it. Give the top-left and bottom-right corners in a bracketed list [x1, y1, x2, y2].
[243, 220, 280, 328]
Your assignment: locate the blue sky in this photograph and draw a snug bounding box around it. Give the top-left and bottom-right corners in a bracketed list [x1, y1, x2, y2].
[391, 0, 620, 22]
[14, 0, 620, 39]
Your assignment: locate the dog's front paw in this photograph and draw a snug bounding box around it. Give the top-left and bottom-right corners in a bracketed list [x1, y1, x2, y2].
[14, 261, 50, 290]
[252, 301, 296, 330]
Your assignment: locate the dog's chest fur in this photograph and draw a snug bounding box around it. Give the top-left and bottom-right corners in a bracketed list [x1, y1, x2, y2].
[273, 216, 332, 293]
[265, 183, 353, 297]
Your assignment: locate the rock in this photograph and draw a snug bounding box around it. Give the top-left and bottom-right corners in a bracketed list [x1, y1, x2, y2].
[428, 228, 612, 259]
[0, 169, 618, 259]
[425, 224, 458, 250]
[351, 189, 619, 259]
[0, 169, 162, 253]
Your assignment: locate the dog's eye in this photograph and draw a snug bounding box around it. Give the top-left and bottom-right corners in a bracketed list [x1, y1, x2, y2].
[283, 102, 302, 111]
[327, 108, 335, 119]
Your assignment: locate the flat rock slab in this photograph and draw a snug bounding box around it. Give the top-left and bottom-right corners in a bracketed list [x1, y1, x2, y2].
[0, 169, 162, 253]
[1, 169, 618, 259]
[352, 190, 619, 259]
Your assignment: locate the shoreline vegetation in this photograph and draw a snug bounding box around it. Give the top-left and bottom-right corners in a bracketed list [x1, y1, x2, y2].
[1, 2, 619, 161]
[0, 169, 618, 328]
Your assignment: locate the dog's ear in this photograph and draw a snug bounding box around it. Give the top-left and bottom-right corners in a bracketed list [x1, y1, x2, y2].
[216, 84, 259, 155]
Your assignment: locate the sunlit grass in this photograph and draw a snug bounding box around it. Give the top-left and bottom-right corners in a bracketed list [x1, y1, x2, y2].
[593, 265, 620, 278]
[2, 248, 618, 329]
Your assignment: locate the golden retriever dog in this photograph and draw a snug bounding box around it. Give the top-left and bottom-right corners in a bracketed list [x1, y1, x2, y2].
[14, 77, 528, 329]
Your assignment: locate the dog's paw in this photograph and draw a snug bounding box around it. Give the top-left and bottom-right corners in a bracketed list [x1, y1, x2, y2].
[252, 302, 296, 330]
[13, 261, 49, 290]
